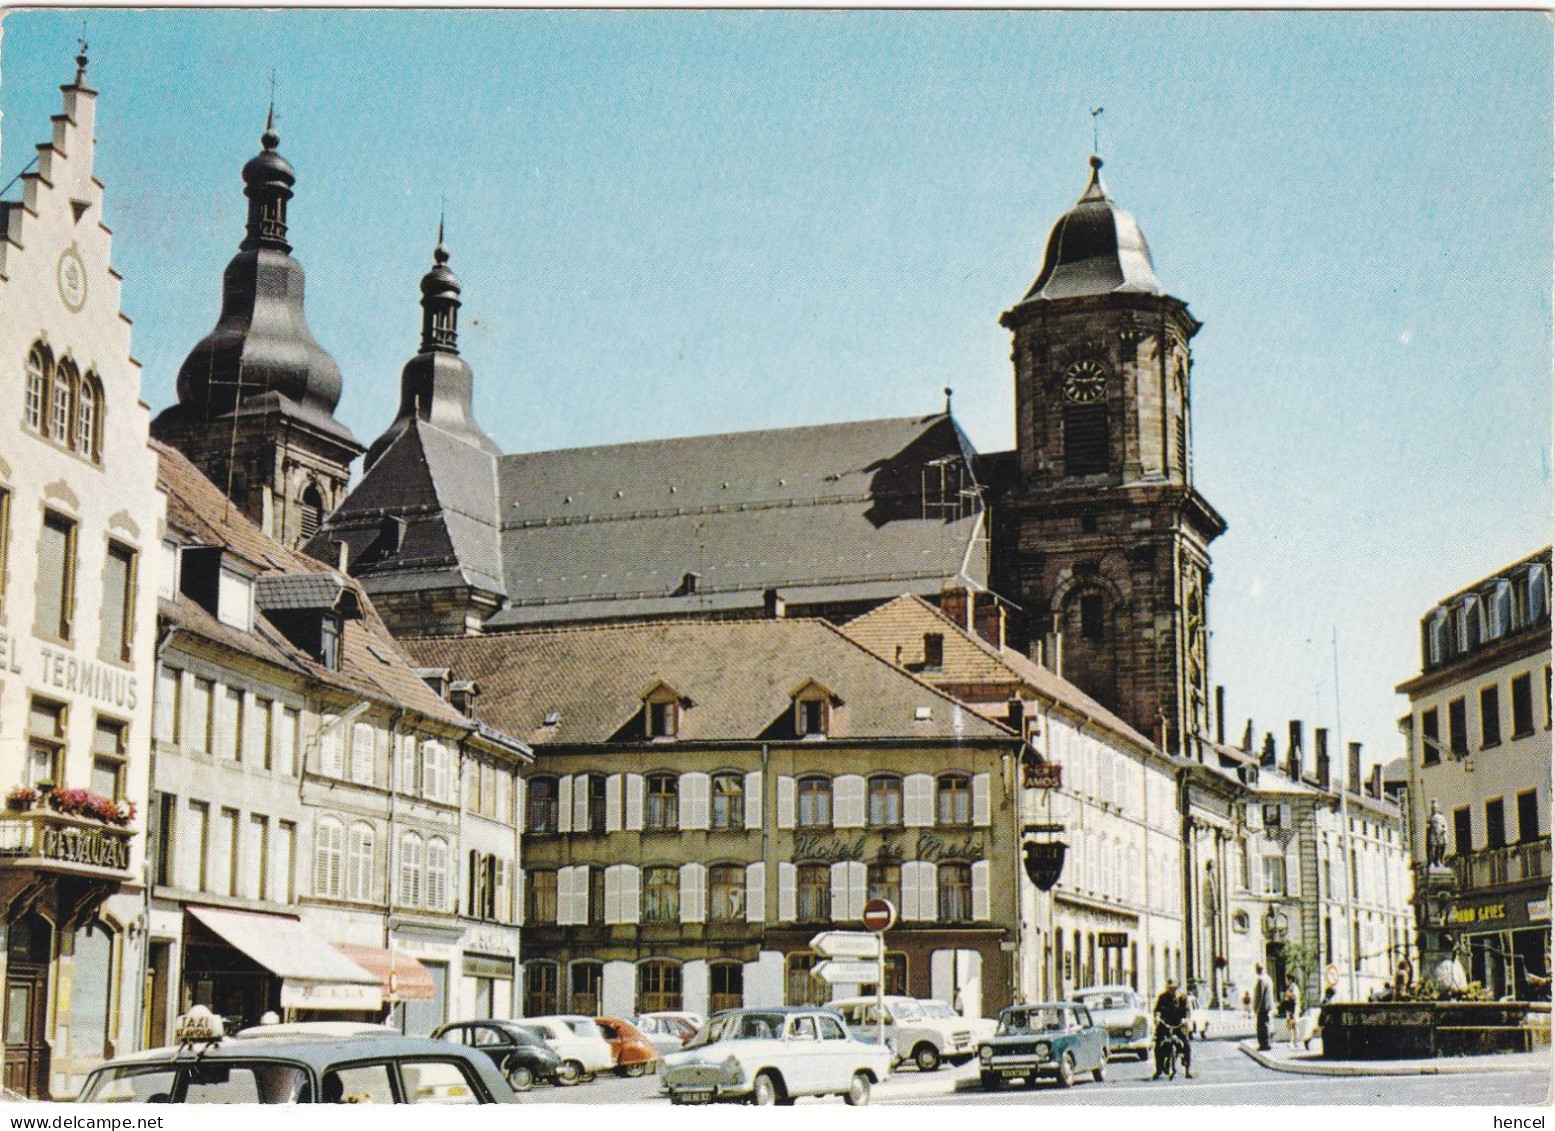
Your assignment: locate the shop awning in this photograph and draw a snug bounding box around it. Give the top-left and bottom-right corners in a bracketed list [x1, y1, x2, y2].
[332, 943, 436, 1002]
[186, 906, 381, 1012]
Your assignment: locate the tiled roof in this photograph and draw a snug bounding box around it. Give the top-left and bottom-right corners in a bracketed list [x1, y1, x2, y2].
[254, 573, 355, 612]
[402, 618, 1018, 750]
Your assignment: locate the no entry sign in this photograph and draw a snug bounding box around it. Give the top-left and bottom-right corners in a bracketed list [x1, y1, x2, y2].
[862, 898, 896, 932]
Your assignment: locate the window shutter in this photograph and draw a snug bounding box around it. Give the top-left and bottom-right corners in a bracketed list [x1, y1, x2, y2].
[321, 718, 343, 777]
[606, 774, 623, 833]
[919, 861, 938, 918]
[777, 775, 796, 829]
[972, 860, 991, 920]
[1286, 842, 1302, 898]
[681, 863, 707, 923]
[778, 862, 797, 921]
[680, 772, 710, 831]
[555, 775, 573, 834]
[625, 773, 645, 831]
[604, 865, 622, 924]
[513, 775, 526, 831]
[905, 774, 933, 827]
[554, 866, 572, 925]
[834, 775, 865, 828]
[568, 865, 586, 925]
[621, 864, 641, 924]
[573, 775, 589, 830]
[849, 861, 867, 920]
[746, 862, 766, 923]
[899, 862, 922, 920]
[973, 773, 992, 826]
[831, 862, 849, 921]
[744, 771, 763, 829]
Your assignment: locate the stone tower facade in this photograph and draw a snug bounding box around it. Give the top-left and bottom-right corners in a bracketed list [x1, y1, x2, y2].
[151, 110, 361, 552]
[991, 157, 1226, 758]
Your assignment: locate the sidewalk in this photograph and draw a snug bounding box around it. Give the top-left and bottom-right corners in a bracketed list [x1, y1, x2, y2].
[1240, 1039, 1554, 1078]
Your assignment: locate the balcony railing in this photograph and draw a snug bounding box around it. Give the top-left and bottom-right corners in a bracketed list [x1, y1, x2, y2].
[0, 809, 133, 876]
[1452, 839, 1551, 890]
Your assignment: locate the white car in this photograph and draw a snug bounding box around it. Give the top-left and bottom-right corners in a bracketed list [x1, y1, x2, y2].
[661, 1007, 892, 1105]
[635, 1012, 702, 1056]
[830, 996, 977, 1071]
[921, 999, 998, 1044]
[522, 1015, 617, 1078]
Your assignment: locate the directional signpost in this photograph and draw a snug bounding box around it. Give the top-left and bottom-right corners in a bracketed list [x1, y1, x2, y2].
[812, 959, 881, 984]
[809, 931, 884, 960]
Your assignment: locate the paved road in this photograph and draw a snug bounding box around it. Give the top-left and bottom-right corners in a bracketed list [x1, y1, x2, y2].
[522, 1039, 1552, 1106]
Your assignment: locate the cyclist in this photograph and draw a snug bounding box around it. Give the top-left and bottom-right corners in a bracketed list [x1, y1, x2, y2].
[1151, 979, 1193, 1080]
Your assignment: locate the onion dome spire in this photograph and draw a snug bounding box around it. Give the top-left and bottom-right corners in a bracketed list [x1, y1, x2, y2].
[420, 215, 462, 354]
[241, 104, 295, 253]
[1022, 154, 1162, 302]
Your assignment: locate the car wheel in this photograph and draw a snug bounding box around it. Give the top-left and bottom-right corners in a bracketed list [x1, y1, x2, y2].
[505, 1063, 535, 1092]
[1092, 1061, 1106, 1084]
[555, 1060, 583, 1086]
[1055, 1052, 1075, 1088]
[980, 1071, 1004, 1091]
[844, 1072, 871, 1107]
[912, 1043, 941, 1073]
[620, 1062, 649, 1078]
[752, 1071, 782, 1106]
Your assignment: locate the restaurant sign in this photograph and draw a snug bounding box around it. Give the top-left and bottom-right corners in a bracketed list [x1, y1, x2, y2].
[41, 824, 130, 872]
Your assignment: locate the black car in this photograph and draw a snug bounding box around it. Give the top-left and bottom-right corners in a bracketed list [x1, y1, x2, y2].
[432, 1019, 575, 1090]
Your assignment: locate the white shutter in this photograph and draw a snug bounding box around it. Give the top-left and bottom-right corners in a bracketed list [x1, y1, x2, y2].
[680, 772, 710, 831]
[604, 864, 622, 924]
[514, 775, 526, 830]
[625, 774, 645, 831]
[777, 775, 796, 829]
[321, 717, 342, 777]
[605, 774, 623, 833]
[621, 864, 641, 923]
[1286, 842, 1302, 898]
[681, 863, 707, 923]
[831, 862, 849, 922]
[834, 775, 865, 828]
[905, 774, 933, 827]
[557, 775, 574, 834]
[744, 770, 763, 829]
[973, 772, 992, 827]
[573, 774, 589, 830]
[848, 861, 867, 920]
[556, 866, 576, 926]
[971, 860, 991, 920]
[778, 862, 797, 921]
[899, 861, 921, 919]
[746, 862, 766, 923]
[919, 861, 938, 919]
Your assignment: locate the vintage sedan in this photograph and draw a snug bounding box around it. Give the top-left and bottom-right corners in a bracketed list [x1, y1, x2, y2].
[522, 1015, 617, 1079]
[661, 1006, 892, 1106]
[595, 1017, 660, 1076]
[1073, 985, 1152, 1060]
[830, 996, 976, 1071]
[432, 1019, 574, 1090]
[975, 1002, 1109, 1090]
[636, 1012, 702, 1055]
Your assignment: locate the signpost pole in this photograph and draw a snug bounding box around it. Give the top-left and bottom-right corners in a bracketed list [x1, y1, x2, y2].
[877, 932, 885, 1054]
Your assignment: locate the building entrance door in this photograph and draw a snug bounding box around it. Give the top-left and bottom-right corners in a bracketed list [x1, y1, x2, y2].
[4, 913, 54, 1099]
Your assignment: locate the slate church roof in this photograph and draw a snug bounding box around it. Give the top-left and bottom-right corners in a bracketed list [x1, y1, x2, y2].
[315, 410, 988, 630]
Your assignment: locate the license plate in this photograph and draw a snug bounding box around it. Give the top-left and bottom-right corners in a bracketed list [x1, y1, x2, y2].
[1002, 1069, 1027, 1078]
[673, 1088, 716, 1104]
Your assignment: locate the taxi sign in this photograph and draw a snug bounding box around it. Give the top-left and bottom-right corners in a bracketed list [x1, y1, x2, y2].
[174, 1006, 225, 1045]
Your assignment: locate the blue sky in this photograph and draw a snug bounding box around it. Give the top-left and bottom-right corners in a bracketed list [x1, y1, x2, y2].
[2, 9, 1549, 768]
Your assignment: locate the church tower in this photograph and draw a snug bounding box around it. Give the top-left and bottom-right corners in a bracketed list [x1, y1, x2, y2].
[152, 109, 361, 551]
[991, 156, 1226, 758]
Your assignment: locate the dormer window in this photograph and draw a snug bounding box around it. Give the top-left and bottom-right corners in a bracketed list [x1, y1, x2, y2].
[319, 615, 341, 671]
[642, 683, 685, 740]
[922, 633, 944, 670]
[255, 572, 361, 670]
[799, 698, 826, 737]
[791, 680, 837, 738]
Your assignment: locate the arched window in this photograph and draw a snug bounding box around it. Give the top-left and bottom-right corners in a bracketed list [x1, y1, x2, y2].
[570, 961, 603, 1016]
[313, 816, 344, 898]
[299, 482, 324, 542]
[347, 822, 374, 901]
[75, 373, 100, 460]
[710, 772, 744, 830]
[24, 346, 47, 432]
[399, 831, 424, 906]
[709, 961, 744, 1013]
[426, 837, 449, 911]
[867, 774, 903, 827]
[935, 774, 971, 826]
[50, 358, 76, 445]
[797, 776, 832, 828]
[637, 960, 683, 1013]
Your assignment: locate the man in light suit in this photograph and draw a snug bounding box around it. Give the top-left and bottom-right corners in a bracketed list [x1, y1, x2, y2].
[1251, 963, 1275, 1051]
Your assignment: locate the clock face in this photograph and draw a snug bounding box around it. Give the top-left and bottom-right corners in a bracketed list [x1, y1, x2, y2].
[56, 246, 87, 313]
[1063, 359, 1107, 404]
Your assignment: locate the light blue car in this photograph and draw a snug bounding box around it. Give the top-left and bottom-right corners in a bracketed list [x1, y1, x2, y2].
[976, 1002, 1110, 1090]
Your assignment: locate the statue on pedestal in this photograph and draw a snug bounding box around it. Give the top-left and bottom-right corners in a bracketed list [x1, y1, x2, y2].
[1426, 799, 1449, 869]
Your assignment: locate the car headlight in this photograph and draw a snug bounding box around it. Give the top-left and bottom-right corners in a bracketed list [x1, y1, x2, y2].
[979, 1046, 993, 1062]
[1034, 1042, 1050, 1059]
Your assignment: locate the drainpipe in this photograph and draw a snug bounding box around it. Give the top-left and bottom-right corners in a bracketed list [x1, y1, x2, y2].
[384, 708, 404, 1028]
[137, 622, 179, 1050]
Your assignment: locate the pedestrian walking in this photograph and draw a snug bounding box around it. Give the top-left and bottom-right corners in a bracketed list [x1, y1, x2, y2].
[1251, 963, 1274, 1051]
[1280, 973, 1302, 1048]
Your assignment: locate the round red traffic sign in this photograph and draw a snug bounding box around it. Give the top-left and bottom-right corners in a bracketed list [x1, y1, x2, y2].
[862, 898, 896, 932]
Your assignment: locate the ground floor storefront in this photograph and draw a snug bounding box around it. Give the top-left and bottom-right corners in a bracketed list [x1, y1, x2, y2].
[1457, 884, 1551, 1000]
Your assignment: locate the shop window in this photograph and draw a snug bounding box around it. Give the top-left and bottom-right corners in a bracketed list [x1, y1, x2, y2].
[711, 772, 744, 830]
[646, 773, 678, 830]
[936, 774, 971, 826]
[797, 776, 832, 828]
[637, 960, 682, 1013]
[938, 863, 972, 922]
[526, 776, 559, 832]
[35, 510, 77, 642]
[1512, 674, 1535, 738]
[867, 775, 903, 828]
[708, 864, 745, 921]
[710, 962, 744, 1013]
[797, 864, 830, 922]
[524, 962, 559, 1017]
[1481, 685, 1502, 748]
[99, 542, 136, 663]
[642, 866, 680, 923]
[1518, 790, 1540, 843]
[526, 870, 558, 925]
[26, 699, 65, 787]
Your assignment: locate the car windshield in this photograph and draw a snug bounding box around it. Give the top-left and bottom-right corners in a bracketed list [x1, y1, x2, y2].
[998, 1008, 1066, 1035]
[712, 1012, 786, 1042]
[564, 1019, 596, 1038]
[920, 1002, 958, 1019]
[891, 1001, 924, 1022]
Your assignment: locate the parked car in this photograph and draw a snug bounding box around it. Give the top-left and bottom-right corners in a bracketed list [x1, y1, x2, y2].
[78, 1010, 516, 1103]
[522, 1015, 617, 1079]
[661, 1006, 892, 1106]
[235, 1021, 398, 1040]
[595, 1017, 660, 1076]
[920, 1000, 997, 1043]
[635, 1012, 700, 1055]
[829, 995, 976, 1071]
[432, 1018, 574, 1090]
[975, 1001, 1110, 1090]
[1073, 985, 1151, 1060]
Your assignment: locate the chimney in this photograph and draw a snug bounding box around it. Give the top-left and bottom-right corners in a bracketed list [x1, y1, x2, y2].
[1368, 764, 1383, 799]
[1286, 720, 1304, 781]
[1347, 741, 1363, 794]
[973, 595, 1006, 650]
[1314, 727, 1331, 790]
[1215, 685, 1226, 746]
[676, 571, 700, 596]
[939, 587, 971, 633]
[1241, 718, 1254, 752]
[1260, 732, 1277, 768]
[336, 540, 350, 573]
[763, 588, 786, 619]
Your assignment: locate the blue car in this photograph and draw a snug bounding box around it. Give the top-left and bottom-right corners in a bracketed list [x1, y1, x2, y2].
[976, 1002, 1110, 1090]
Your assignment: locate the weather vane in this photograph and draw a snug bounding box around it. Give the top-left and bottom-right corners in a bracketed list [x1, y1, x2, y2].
[1090, 106, 1105, 157]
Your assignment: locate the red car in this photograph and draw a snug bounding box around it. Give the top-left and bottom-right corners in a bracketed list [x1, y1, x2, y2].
[595, 1017, 660, 1077]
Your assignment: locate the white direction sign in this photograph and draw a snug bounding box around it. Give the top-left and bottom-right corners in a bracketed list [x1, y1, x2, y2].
[809, 931, 882, 960]
[813, 959, 881, 985]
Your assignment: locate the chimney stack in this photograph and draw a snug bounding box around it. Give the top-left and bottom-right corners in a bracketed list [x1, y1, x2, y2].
[1315, 727, 1331, 790]
[763, 588, 786, 619]
[939, 587, 971, 633]
[1260, 732, 1277, 768]
[1241, 719, 1254, 752]
[1286, 720, 1304, 781]
[1215, 686, 1226, 746]
[1368, 764, 1383, 799]
[974, 595, 1007, 651]
[1347, 741, 1363, 794]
